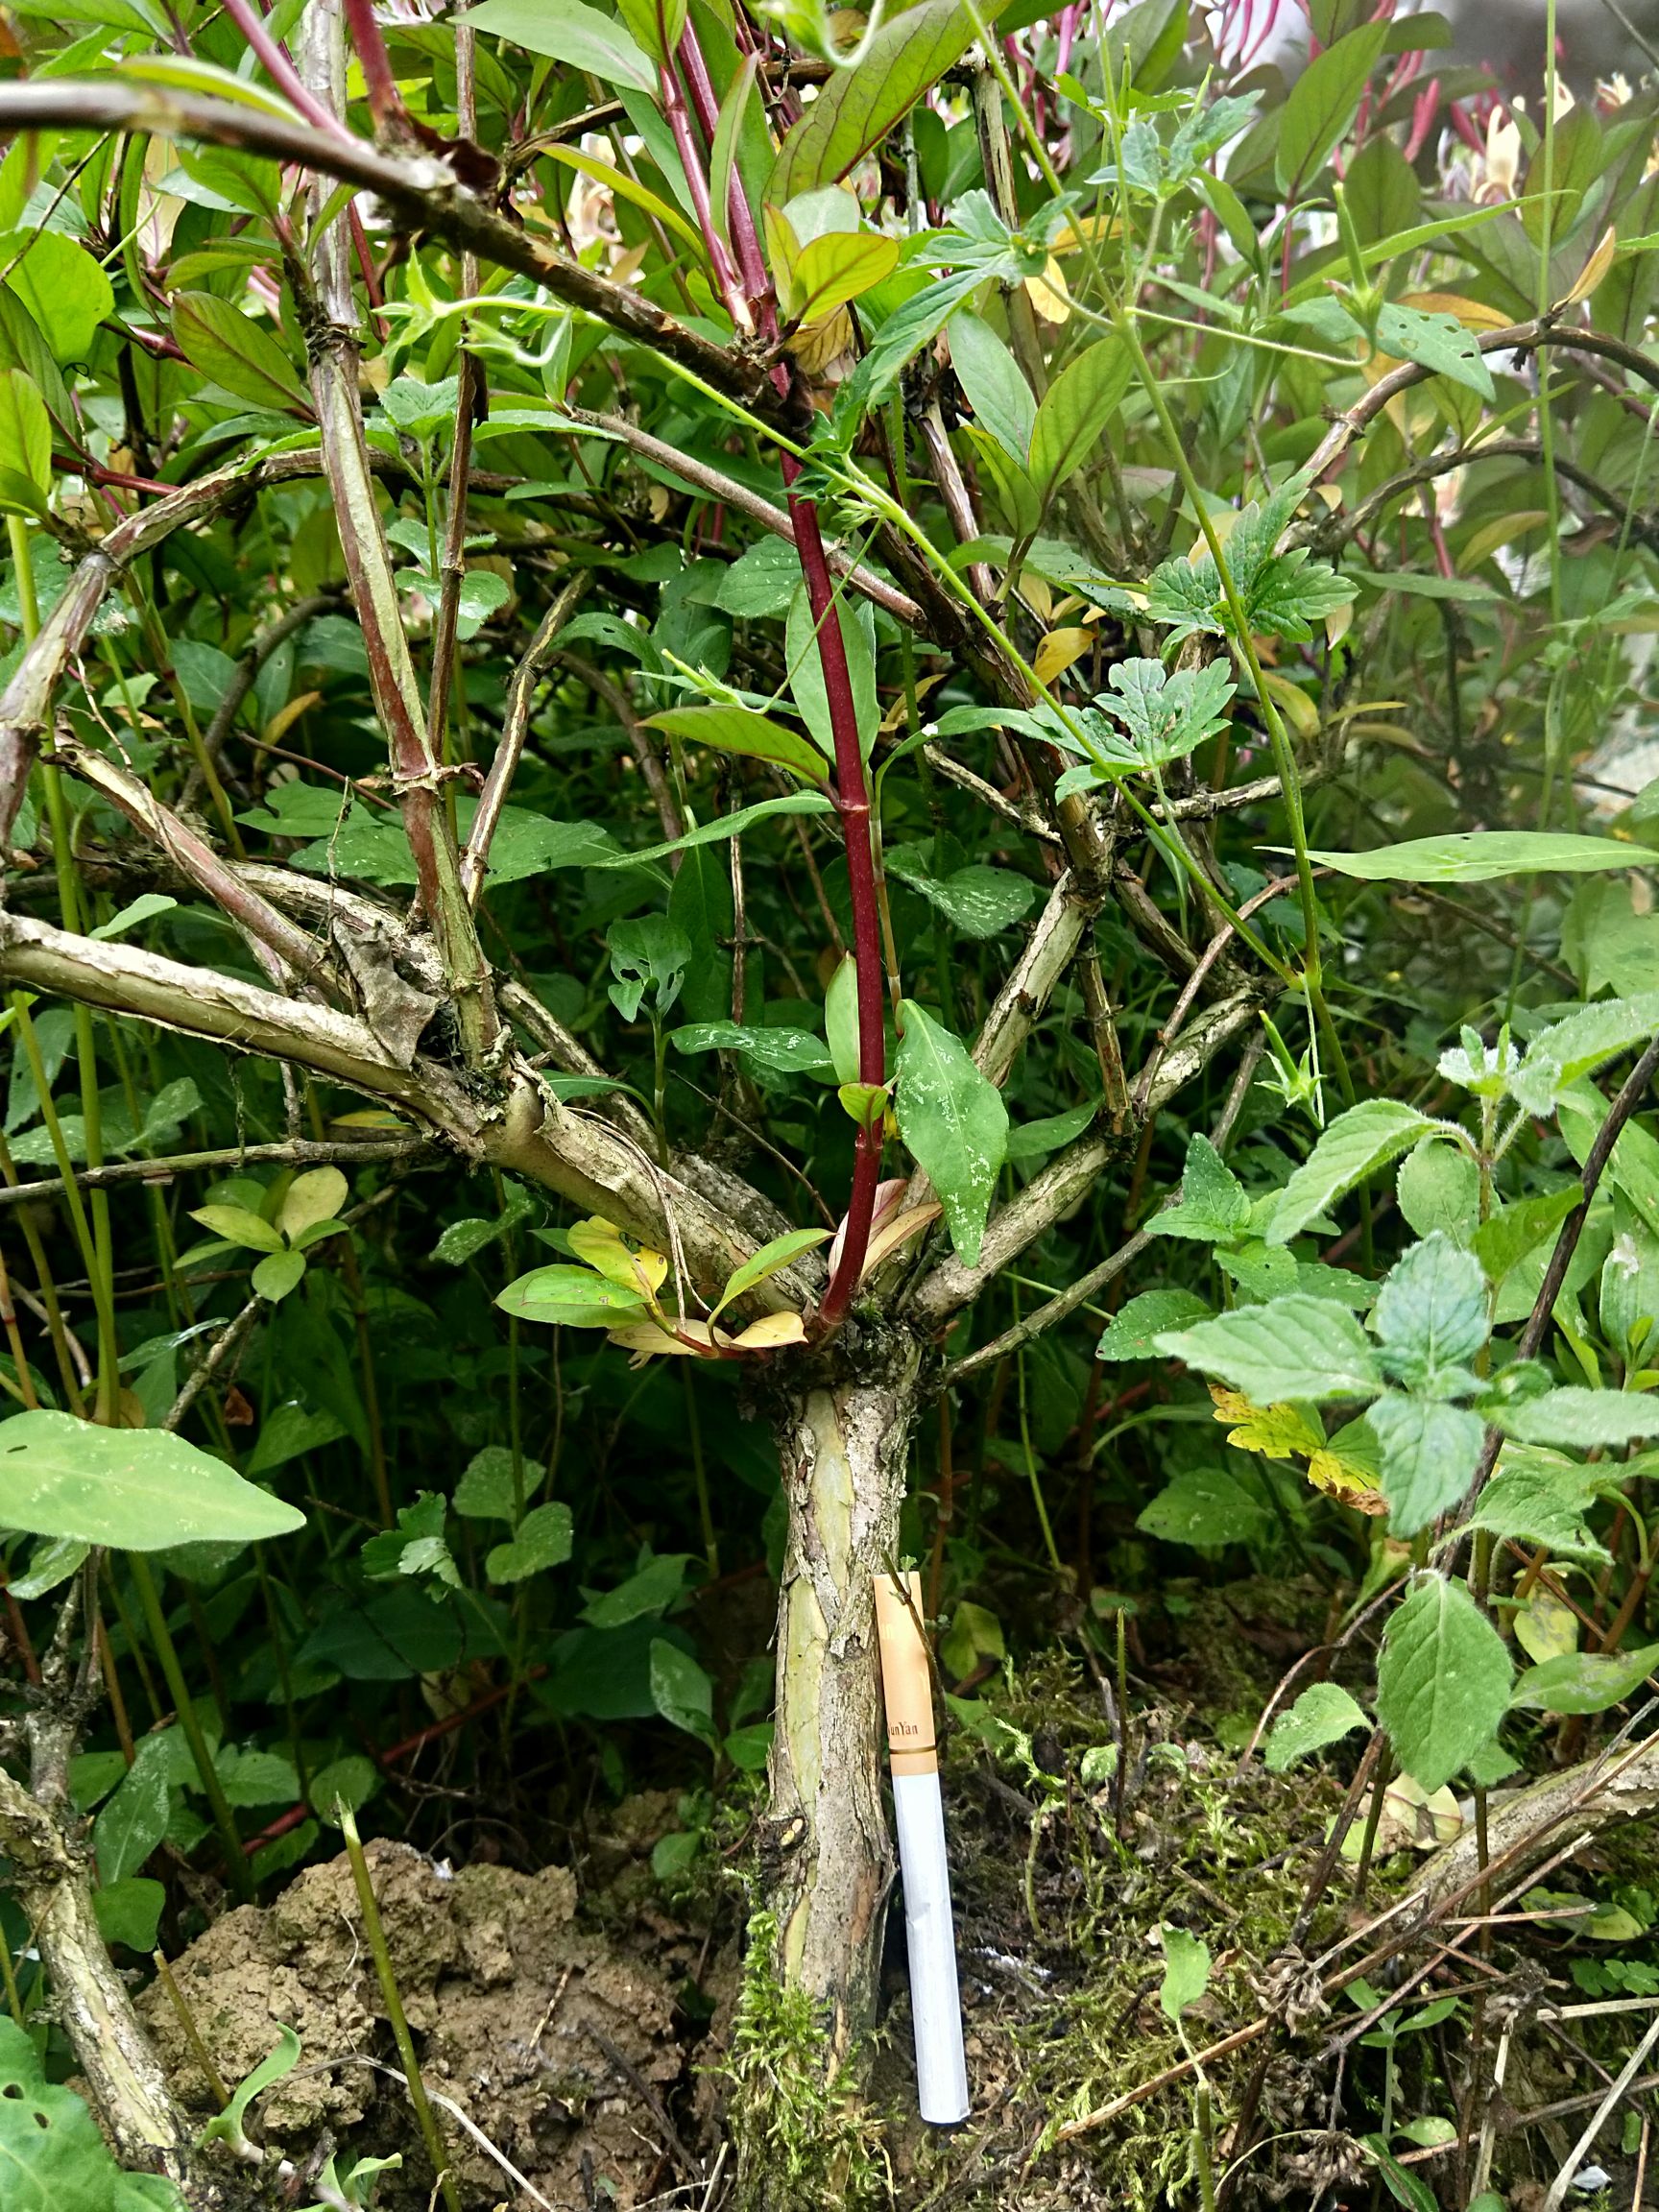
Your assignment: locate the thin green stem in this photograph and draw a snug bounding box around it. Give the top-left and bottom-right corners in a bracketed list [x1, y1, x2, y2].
[339, 1806, 464, 2212]
[130, 1554, 255, 1905]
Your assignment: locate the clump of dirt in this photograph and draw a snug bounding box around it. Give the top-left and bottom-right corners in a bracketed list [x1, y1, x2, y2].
[139, 1834, 696, 2208]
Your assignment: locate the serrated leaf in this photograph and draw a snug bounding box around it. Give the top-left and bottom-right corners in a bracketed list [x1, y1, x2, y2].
[1501, 1388, 1659, 1448]
[1469, 1184, 1582, 1286]
[1157, 1296, 1382, 1404]
[1264, 1681, 1370, 1771]
[1396, 1140, 1480, 1239]
[894, 999, 1008, 1266]
[1098, 1290, 1214, 1362]
[1376, 1575, 1512, 1792]
[1149, 1132, 1250, 1242]
[1468, 1447, 1611, 1564]
[0, 1409, 303, 1549]
[1268, 1101, 1437, 1244]
[1510, 1642, 1659, 1716]
[1369, 1392, 1486, 1535]
[1372, 1234, 1488, 1387]
[453, 1446, 519, 1524]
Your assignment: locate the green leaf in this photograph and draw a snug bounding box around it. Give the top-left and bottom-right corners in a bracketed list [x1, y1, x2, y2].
[581, 1551, 692, 1627]
[1376, 1574, 1513, 1792]
[948, 310, 1035, 464]
[1372, 1234, 1488, 1387]
[790, 230, 901, 323]
[94, 1744, 171, 1883]
[1396, 1140, 1480, 1240]
[670, 1022, 834, 1074]
[201, 2028, 301, 2155]
[1027, 335, 1133, 499]
[884, 845, 1036, 938]
[1275, 21, 1389, 196]
[430, 1184, 537, 1266]
[648, 1637, 716, 1743]
[307, 1754, 377, 1819]
[1468, 1447, 1611, 1565]
[453, 1445, 519, 1523]
[1158, 1925, 1212, 2023]
[361, 1492, 459, 1592]
[613, 0, 685, 63]
[714, 1227, 831, 1320]
[187, 1203, 283, 1253]
[1156, 1296, 1382, 1404]
[251, 1248, 306, 1303]
[1004, 1099, 1099, 1163]
[1268, 1101, 1438, 1245]
[1374, 301, 1495, 398]
[1097, 1287, 1213, 1360]
[0, 2014, 184, 2211]
[214, 1747, 301, 1808]
[0, 1409, 304, 1550]
[87, 893, 177, 944]
[1308, 832, 1651, 883]
[1369, 1394, 1486, 1535]
[589, 791, 836, 870]
[724, 1722, 775, 1772]
[1082, 657, 1236, 775]
[486, 1501, 575, 1584]
[1469, 1185, 1582, 1287]
[92, 1877, 165, 1954]
[0, 233, 112, 367]
[1510, 1642, 1659, 1716]
[494, 1265, 649, 1329]
[0, 369, 50, 511]
[826, 953, 860, 1088]
[894, 1000, 1009, 1266]
[1137, 1466, 1267, 1547]
[769, 0, 983, 201]
[277, 1166, 347, 1239]
[171, 291, 309, 414]
[1501, 1388, 1659, 1449]
[1149, 1133, 1250, 1243]
[785, 585, 878, 762]
[457, 0, 654, 86]
[1516, 994, 1659, 1112]
[1265, 1681, 1370, 1771]
[642, 703, 829, 785]
[247, 1403, 345, 1477]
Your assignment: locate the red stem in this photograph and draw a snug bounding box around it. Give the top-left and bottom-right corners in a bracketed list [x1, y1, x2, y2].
[789, 469, 886, 1324]
[659, 60, 751, 329]
[676, 29, 775, 335]
[220, 0, 350, 137]
[341, 0, 403, 135]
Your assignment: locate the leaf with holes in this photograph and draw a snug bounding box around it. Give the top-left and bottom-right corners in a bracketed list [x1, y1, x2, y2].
[0, 2014, 186, 2209]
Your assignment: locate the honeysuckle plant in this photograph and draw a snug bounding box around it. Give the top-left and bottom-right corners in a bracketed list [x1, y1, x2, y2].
[2, 0, 1659, 2193]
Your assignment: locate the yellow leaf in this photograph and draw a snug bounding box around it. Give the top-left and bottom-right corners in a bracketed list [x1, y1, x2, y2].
[1514, 1588, 1577, 1665]
[792, 306, 855, 379]
[1459, 510, 1551, 571]
[1209, 1384, 1324, 1461]
[567, 1216, 668, 1298]
[1399, 290, 1516, 331]
[263, 690, 321, 745]
[1306, 1450, 1388, 1516]
[607, 1316, 714, 1364]
[1023, 255, 1070, 324]
[1259, 669, 1319, 741]
[1564, 226, 1618, 307]
[859, 1200, 940, 1285]
[1033, 626, 1094, 687]
[732, 1311, 806, 1351]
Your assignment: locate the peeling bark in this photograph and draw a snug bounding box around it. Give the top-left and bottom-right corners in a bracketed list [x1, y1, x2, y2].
[764, 1342, 922, 2056]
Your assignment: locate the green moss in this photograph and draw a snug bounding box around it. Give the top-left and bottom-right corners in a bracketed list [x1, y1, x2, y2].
[720, 1911, 888, 2212]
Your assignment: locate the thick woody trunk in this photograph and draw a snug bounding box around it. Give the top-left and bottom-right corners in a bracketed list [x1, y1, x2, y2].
[0, 1767, 198, 2192]
[764, 1340, 923, 2058]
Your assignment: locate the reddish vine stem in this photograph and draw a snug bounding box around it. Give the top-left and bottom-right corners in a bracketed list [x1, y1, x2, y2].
[790, 471, 886, 1325]
[340, 0, 403, 135]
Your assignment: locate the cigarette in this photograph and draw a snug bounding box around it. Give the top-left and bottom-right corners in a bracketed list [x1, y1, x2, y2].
[874, 1572, 969, 2127]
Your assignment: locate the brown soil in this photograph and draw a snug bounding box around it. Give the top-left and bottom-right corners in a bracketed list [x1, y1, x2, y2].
[139, 1823, 712, 2208]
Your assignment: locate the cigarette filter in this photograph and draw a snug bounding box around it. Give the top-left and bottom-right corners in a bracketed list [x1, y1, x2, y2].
[874, 1572, 970, 2126]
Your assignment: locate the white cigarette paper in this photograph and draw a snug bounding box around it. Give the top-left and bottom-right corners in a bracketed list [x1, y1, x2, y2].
[874, 1572, 970, 2126]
